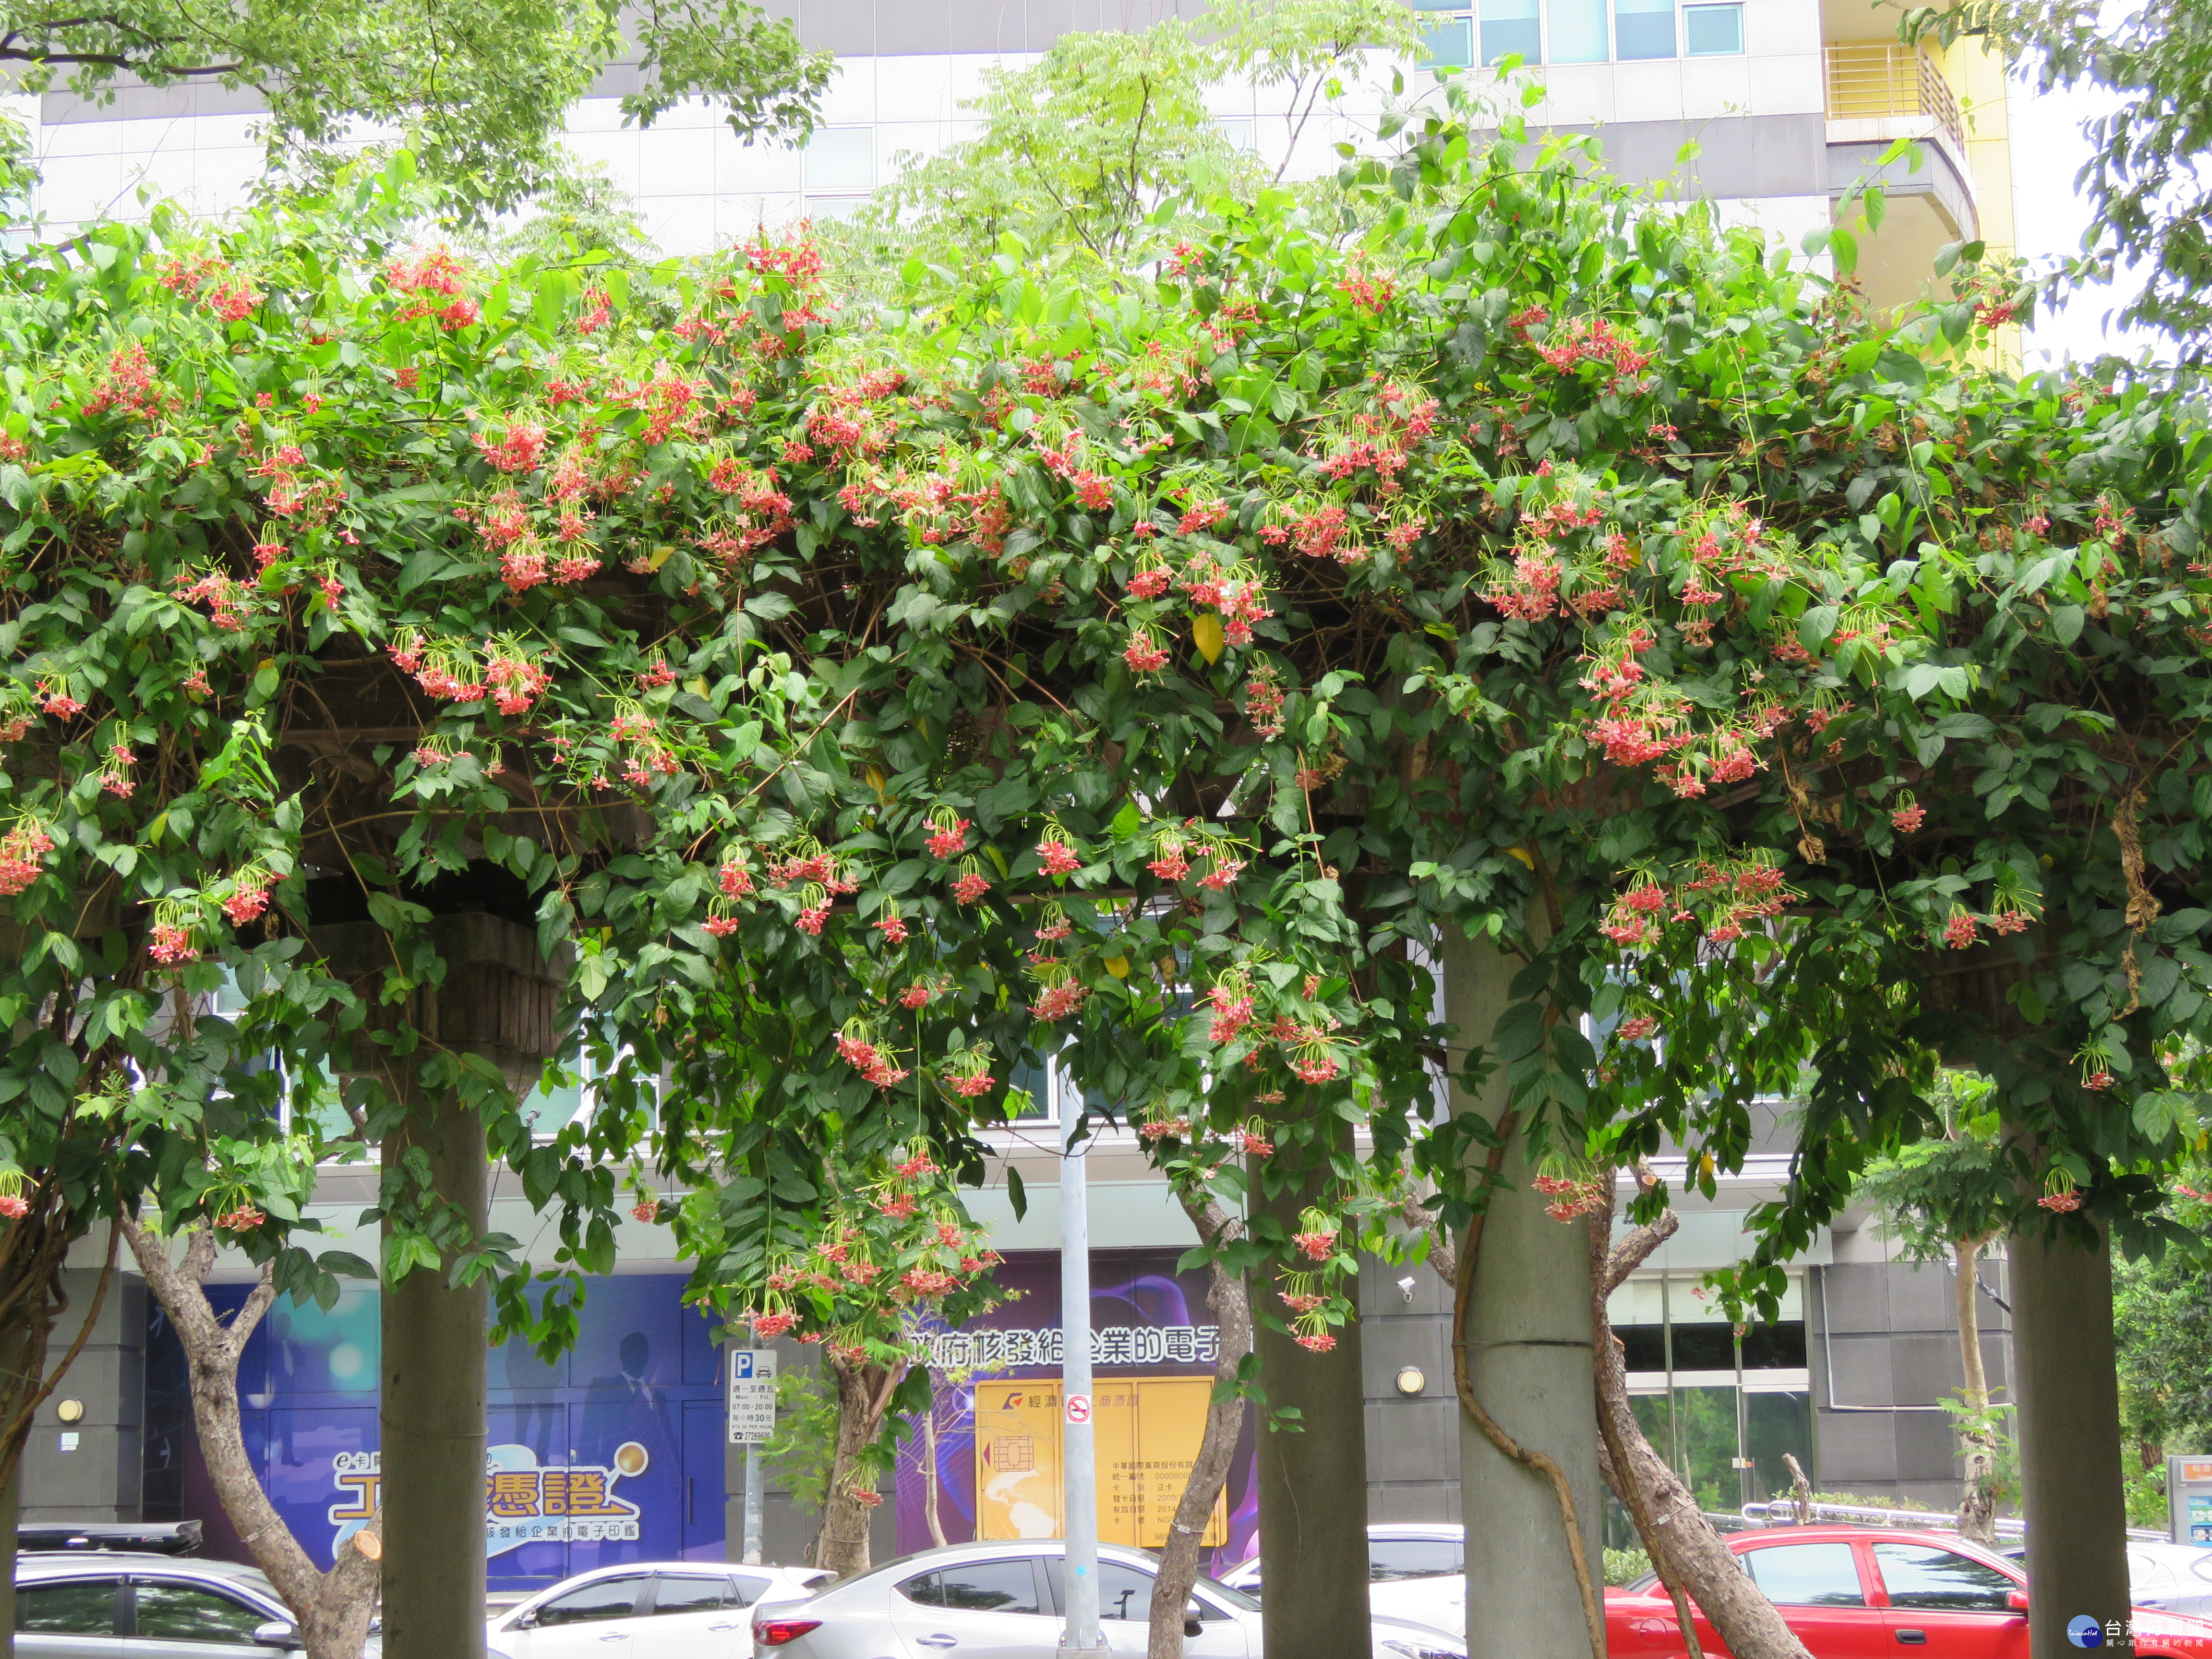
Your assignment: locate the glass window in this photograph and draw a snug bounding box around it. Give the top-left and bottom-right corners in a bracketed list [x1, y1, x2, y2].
[536, 1576, 648, 1624]
[1547, 0, 1610, 60]
[17, 1579, 118, 1634]
[1873, 1545, 2016, 1612]
[1613, 0, 1675, 58]
[1479, 0, 1540, 62]
[902, 1561, 1041, 1614]
[1371, 1539, 1465, 1581]
[731, 1574, 777, 1606]
[1419, 12, 1473, 62]
[1743, 1544, 1867, 1608]
[1097, 1561, 1156, 1622]
[131, 1581, 270, 1641]
[1684, 3, 1743, 52]
[1740, 1321, 1807, 1369]
[650, 1576, 730, 1616]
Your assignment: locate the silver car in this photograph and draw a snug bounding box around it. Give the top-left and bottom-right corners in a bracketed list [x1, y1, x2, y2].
[13, 1549, 385, 1657]
[749, 1539, 1466, 1659]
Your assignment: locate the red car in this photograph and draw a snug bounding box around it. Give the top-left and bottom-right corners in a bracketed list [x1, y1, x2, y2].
[1605, 1524, 2212, 1658]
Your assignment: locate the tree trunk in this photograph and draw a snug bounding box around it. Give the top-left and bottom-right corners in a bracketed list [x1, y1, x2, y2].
[1953, 1237, 1998, 1547]
[1251, 1141, 1371, 1659]
[922, 1399, 947, 1548]
[122, 1218, 383, 1659]
[817, 1356, 899, 1576]
[381, 1091, 487, 1659]
[2011, 1208, 2129, 1658]
[1148, 1192, 1254, 1659]
[1587, 1196, 1812, 1659]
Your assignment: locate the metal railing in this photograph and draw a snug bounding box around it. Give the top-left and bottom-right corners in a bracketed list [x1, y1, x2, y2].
[1823, 43, 1967, 156]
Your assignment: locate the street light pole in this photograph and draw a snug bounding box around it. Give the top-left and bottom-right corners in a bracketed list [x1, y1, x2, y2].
[1060, 1113, 1110, 1658]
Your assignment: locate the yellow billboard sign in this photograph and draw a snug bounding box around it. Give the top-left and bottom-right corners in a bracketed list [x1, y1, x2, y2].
[974, 1377, 1227, 1548]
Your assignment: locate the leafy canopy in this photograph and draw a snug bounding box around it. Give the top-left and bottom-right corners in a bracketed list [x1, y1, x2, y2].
[0, 0, 831, 216]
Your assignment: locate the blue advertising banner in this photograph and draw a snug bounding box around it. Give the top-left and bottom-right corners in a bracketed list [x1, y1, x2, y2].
[155, 1275, 728, 1591]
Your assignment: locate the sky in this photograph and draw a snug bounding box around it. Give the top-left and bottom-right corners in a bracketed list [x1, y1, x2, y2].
[2008, 70, 2167, 369]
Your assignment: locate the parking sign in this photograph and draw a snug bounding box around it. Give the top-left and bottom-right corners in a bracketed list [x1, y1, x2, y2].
[728, 1348, 778, 1445]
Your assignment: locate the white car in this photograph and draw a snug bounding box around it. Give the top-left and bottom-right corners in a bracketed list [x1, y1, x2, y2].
[748, 1539, 1465, 1658]
[1219, 1522, 1466, 1638]
[2131, 1543, 2212, 1617]
[488, 1561, 830, 1658]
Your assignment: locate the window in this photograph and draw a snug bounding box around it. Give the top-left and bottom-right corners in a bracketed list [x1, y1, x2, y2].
[649, 1575, 731, 1616]
[1873, 1546, 2016, 1613]
[1413, 0, 1475, 65]
[900, 1560, 1042, 1614]
[1683, 2, 1743, 53]
[1097, 1561, 1156, 1622]
[130, 1581, 270, 1642]
[1613, 0, 1675, 58]
[1547, 0, 1610, 61]
[1742, 1544, 1866, 1608]
[17, 1579, 117, 1634]
[1045, 1558, 1227, 1623]
[535, 1576, 648, 1624]
[1479, 0, 1541, 63]
[803, 126, 875, 219]
[1371, 1538, 1465, 1581]
[731, 1573, 778, 1606]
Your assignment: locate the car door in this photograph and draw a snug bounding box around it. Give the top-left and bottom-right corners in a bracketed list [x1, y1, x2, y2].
[888, 1558, 1062, 1659]
[1737, 1541, 1891, 1659]
[642, 1573, 748, 1659]
[14, 1575, 123, 1659]
[125, 1576, 281, 1659]
[508, 1574, 654, 1658]
[1046, 1557, 1248, 1658]
[1367, 1538, 1465, 1637]
[1869, 1543, 2026, 1659]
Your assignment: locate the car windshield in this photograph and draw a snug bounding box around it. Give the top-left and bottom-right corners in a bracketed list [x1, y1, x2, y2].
[1192, 1574, 1259, 1612]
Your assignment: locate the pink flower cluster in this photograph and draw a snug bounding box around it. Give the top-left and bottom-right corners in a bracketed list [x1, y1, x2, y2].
[1037, 836, 1082, 876]
[474, 417, 548, 474]
[1029, 981, 1088, 1022]
[150, 923, 198, 965]
[835, 1033, 910, 1088]
[926, 817, 970, 859]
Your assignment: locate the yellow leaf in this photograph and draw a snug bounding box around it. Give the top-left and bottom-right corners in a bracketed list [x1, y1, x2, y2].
[1192, 613, 1225, 664]
[685, 677, 709, 697]
[866, 766, 888, 798]
[1104, 956, 1130, 979]
[649, 545, 674, 570]
[1505, 846, 1535, 869]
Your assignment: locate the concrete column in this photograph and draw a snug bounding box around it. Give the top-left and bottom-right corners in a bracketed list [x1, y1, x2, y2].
[1252, 1147, 1372, 1659]
[315, 911, 565, 1659]
[2010, 1213, 2129, 1657]
[1443, 931, 1602, 1659]
[380, 1093, 489, 1657]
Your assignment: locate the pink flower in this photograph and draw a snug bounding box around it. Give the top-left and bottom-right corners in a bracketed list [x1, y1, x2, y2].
[1124, 633, 1170, 673]
[1294, 1331, 1338, 1353]
[1292, 1229, 1337, 1262]
[2083, 1070, 2115, 1092]
[1943, 913, 1979, 950]
[926, 818, 970, 859]
[1290, 1054, 1341, 1084]
[1038, 839, 1082, 876]
[1239, 1130, 1274, 1156]
[631, 1201, 659, 1223]
[1128, 568, 1171, 599]
[950, 1072, 995, 1098]
[1198, 856, 1242, 891]
[0, 1194, 24, 1219]
[952, 872, 991, 904]
[223, 884, 271, 926]
[797, 902, 830, 935]
[1029, 981, 1089, 1022]
[2037, 1187, 2083, 1212]
[215, 1204, 265, 1232]
[1148, 848, 1190, 882]
[875, 915, 910, 944]
[703, 916, 740, 937]
[1618, 1016, 1658, 1042]
[718, 860, 754, 899]
[150, 923, 198, 964]
[1892, 804, 1925, 833]
[751, 1311, 797, 1340]
[899, 980, 938, 1009]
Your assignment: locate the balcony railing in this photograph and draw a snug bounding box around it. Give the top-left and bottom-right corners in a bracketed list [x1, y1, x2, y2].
[1823, 43, 1966, 156]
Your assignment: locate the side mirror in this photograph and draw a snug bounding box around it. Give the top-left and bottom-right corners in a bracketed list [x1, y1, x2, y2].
[1184, 1616, 1204, 1638]
[251, 1622, 302, 1649]
[511, 1611, 538, 1630]
[2007, 1590, 2030, 1613]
